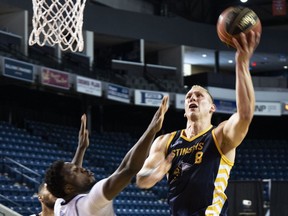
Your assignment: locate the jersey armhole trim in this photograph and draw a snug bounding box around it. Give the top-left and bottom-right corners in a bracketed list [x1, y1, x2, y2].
[165, 131, 177, 153]
[212, 129, 234, 166]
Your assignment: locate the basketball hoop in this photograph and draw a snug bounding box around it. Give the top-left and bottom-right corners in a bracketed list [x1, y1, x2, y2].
[29, 0, 87, 52]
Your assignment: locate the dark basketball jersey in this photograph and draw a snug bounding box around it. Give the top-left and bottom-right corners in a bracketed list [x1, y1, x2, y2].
[166, 125, 234, 216]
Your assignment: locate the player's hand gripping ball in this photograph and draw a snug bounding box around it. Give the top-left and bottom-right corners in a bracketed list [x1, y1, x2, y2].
[217, 6, 262, 48]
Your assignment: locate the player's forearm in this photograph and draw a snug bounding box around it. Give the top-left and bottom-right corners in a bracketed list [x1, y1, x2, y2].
[136, 166, 165, 189]
[124, 128, 158, 174]
[235, 60, 255, 121]
[71, 145, 87, 167]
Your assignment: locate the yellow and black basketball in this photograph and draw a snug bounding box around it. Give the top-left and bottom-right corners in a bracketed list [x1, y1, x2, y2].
[217, 6, 262, 48]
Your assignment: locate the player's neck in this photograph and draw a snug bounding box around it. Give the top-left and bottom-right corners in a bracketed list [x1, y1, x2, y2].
[185, 121, 212, 138]
[41, 207, 54, 216]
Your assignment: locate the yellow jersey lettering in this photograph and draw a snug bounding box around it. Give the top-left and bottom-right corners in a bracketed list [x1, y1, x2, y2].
[195, 151, 203, 164]
[172, 142, 206, 157]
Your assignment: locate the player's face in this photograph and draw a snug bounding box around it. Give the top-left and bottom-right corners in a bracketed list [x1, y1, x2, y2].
[40, 184, 57, 209]
[62, 163, 96, 193]
[184, 86, 214, 119]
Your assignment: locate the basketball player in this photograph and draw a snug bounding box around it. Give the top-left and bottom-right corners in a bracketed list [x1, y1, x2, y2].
[31, 114, 90, 216]
[30, 182, 56, 216]
[44, 96, 169, 216]
[136, 30, 261, 215]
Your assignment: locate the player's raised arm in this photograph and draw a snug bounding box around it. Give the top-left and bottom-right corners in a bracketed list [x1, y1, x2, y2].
[102, 96, 169, 200]
[71, 114, 89, 167]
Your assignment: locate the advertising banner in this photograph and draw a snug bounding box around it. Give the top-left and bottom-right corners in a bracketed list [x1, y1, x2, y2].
[3, 57, 34, 82]
[134, 90, 169, 107]
[76, 76, 102, 97]
[41, 67, 70, 90]
[176, 94, 281, 116]
[254, 102, 281, 116]
[107, 84, 130, 103]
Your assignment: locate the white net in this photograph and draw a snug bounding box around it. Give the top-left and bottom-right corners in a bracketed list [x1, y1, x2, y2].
[29, 0, 87, 52]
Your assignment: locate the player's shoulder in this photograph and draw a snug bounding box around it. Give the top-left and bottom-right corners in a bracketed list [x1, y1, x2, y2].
[155, 131, 178, 144]
[215, 120, 228, 131]
[213, 120, 228, 142]
[157, 130, 176, 138]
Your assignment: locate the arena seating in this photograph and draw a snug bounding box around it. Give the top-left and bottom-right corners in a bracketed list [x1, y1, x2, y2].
[0, 120, 170, 215]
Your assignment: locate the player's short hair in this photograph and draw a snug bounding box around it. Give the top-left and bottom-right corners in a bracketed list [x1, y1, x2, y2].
[45, 160, 67, 198]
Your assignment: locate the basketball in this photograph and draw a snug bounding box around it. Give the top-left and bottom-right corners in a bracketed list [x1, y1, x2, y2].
[217, 6, 262, 48]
